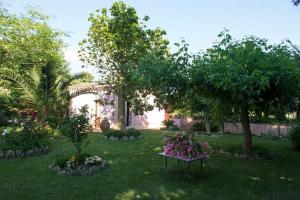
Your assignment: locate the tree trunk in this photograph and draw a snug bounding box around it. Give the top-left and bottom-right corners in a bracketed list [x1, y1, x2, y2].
[204, 113, 211, 133]
[75, 143, 81, 157]
[275, 109, 286, 122]
[240, 106, 252, 153]
[220, 121, 224, 134]
[118, 96, 127, 132]
[296, 105, 300, 121]
[123, 99, 127, 132]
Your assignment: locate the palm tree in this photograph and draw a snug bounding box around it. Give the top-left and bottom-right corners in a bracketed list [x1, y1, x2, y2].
[0, 60, 88, 122]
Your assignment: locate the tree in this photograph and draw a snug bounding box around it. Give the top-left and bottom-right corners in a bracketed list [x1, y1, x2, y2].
[79, 1, 169, 131]
[191, 31, 299, 153]
[293, 0, 300, 6]
[139, 31, 299, 153]
[0, 7, 78, 123]
[0, 7, 67, 73]
[0, 62, 88, 122]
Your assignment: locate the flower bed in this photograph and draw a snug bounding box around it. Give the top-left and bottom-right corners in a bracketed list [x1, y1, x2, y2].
[219, 145, 275, 160]
[102, 128, 142, 140]
[0, 119, 50, 159]
[49, 154, 106, 176]
[163, 133, 212, 159]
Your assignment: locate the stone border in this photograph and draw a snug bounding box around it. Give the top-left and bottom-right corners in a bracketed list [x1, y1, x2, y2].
[49, 160, 107, 176]
[219, 149, 275, 160]
[102, 135, 142, 141]
[0, 146, 49, 159]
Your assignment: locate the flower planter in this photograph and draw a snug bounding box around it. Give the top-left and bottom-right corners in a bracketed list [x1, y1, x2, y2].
[50, 161, 107, 176]
[49, 155, 107, 176]
[102, 135, 142, 141]
[219, 149, 275, 160]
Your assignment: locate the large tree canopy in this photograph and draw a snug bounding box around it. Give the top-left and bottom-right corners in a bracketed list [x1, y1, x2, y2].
[138, 31, 300, 153]
[0, 7, 67, 73]
[79, 1, 169, 130]
[0, 7, 84, 124]
[191, 31, 300, 152]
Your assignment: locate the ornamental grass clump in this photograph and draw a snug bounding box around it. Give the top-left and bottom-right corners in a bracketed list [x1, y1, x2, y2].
[163, 133, 212, 159]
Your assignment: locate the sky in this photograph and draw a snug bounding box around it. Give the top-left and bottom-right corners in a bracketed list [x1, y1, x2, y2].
[1, 0, 300, 75]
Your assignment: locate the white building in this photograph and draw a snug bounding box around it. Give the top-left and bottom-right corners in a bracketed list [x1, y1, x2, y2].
[69, 84, 167, 130]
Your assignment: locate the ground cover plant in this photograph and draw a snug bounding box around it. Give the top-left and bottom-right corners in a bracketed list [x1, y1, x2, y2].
[0, 130, 299, 199]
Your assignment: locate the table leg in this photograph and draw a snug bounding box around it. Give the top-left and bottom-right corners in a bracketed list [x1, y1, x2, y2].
[165, 157, 168, 169]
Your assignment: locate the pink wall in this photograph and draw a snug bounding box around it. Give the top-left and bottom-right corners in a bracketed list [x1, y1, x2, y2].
[224, 122, 291, 136]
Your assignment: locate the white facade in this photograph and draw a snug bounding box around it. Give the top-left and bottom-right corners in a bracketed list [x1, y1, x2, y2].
[69, 84, 166, 129]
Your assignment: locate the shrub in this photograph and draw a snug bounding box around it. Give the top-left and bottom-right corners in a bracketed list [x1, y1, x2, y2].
[0, 111, 9, 126]
[126, 128, 141, 137]
[189, 122, 205, 134]
[0, 120, 50, 152]
[290, 125, 300, 150]
[103, 129, 124, 139]
[210, 122, 219, 132]
[50, 154, 106, 176]
[103, 128, 141, 139]
[168, 126, 180, 131]
[100, 118, 110, 132]
[161, 119, 175, 128]
[61, 105, 92, 156]
[54, 156, 70, 168]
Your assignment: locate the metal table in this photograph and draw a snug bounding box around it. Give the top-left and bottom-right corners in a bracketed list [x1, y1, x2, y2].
[158, 152, 204, 180]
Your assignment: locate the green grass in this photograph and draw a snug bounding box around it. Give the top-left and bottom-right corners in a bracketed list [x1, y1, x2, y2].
[0, 130, 300, 200]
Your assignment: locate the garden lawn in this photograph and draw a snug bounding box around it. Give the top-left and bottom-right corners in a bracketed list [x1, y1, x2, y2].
[0, 130, 300, 200]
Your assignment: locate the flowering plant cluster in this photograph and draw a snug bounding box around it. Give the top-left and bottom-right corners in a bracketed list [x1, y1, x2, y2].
[163, 133, 212, 159]
[0, 120, 49, 152]
[53, 154, 105, 170]
[50, 154, 106, 176]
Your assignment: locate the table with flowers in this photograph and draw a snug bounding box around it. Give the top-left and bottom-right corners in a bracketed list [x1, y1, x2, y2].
[159, 133, 212, 180]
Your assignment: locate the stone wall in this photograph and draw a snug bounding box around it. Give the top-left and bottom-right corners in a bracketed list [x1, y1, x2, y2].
[224, 122, 291, 136]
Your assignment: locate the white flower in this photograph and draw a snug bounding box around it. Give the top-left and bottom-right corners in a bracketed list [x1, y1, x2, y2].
[2, 129, 9, 136]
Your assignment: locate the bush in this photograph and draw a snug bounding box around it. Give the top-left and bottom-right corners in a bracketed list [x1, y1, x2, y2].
[54, 156, 70, 168]
[103, 128, 141, 139]
[100, 118, 110, 132]
[0, 120, 50, 152]
[103, 129, 124, 139]
[168, 126, 180, 131]
[189, 122, 205, 134]
[126, 128, 141, 137]
[210, 122, 219, 132]
[61, 105, 92, 156]
[290, 125, 300, 150]
[0, 111, 9, 126]
[161, 119, 175, 128]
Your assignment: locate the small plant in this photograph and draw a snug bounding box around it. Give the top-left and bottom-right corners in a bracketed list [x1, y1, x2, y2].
[290, 125, 300, 151]
[161, 119, 175, 128]
[103, 129, 124, 139]
[61, 105, 92, 156]
[100, 117, 110, 132]
[189, 122, 206, 134]
[50, 153, 106, 176]
[126, 128, 141, 137]
[102, 128, 141, 140]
